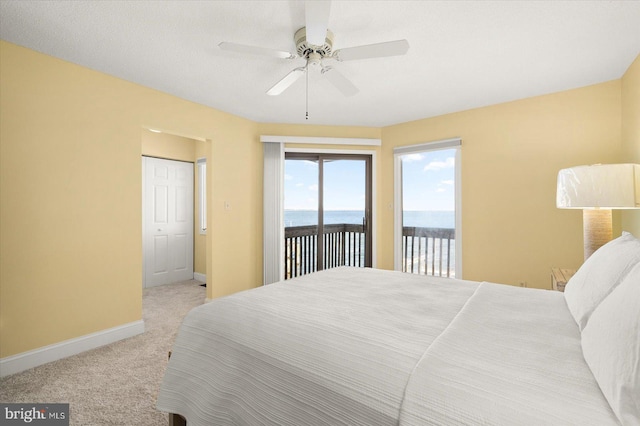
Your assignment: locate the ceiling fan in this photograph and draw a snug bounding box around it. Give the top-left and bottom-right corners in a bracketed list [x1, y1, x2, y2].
[218, 1, 409, 99]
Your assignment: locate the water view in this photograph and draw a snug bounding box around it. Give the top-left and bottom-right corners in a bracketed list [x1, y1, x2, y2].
[285, 210, 455, 228]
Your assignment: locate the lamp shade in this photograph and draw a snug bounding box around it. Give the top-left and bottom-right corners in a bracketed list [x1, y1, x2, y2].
[557, 164, 640, 209]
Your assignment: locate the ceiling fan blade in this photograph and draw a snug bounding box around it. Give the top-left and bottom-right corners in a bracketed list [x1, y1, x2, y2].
[267, 67, 306, 96]
[322, 66, 358, 97]
[305, 0, 331, 46]
[333, 39, 409, 61]
[219, 42, 295, 59]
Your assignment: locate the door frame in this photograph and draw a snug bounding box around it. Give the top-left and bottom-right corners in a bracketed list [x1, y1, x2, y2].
[285, 148, 377, 269]
[393, 138, 462, 278]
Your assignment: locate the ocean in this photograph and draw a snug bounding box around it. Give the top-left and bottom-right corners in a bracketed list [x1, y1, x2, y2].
[284, 210, 455, 228]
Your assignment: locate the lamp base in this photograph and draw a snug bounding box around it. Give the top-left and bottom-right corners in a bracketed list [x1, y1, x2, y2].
[583, 209, 612, 261]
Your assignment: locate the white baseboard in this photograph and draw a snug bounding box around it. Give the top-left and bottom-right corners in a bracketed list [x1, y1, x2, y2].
[0, 320, 145, 378]
[193, 272, 206, 283]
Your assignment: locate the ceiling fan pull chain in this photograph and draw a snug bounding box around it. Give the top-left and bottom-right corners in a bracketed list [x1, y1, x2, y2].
[305, 66, 309, 120]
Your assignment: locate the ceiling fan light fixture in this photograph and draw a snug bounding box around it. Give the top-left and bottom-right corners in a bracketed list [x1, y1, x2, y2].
[307, 52, 322, 67]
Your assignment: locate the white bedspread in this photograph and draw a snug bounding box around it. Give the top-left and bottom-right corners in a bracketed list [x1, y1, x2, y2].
[157, 267, 618, 425]
[399, 282, 619, 426]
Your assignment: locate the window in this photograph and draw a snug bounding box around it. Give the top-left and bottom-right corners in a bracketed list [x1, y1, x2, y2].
[196, 158, 206, 235]
[394, 138, 461, 278]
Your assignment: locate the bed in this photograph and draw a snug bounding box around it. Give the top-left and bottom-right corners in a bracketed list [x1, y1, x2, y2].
[157, 232, 640, 426]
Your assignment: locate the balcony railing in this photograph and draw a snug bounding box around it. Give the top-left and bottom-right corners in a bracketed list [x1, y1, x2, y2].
[285, 223, 365, 279]
[284, 224, 455, 279]
[402, 227, 456, 278]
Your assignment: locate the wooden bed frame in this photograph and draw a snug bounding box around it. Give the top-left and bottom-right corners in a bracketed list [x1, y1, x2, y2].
[169, 413, 186, 426]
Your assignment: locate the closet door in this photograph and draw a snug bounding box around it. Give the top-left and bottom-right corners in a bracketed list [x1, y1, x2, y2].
[143, 156, 194, 287]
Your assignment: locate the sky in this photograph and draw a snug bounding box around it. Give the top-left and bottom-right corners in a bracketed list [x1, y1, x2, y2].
[401, 149, 456, 211]
[284, 158, 365, 210]
[284, 149, 456, 211]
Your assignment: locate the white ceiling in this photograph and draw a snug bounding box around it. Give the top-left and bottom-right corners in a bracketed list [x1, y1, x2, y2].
[1, 1, 639, 127]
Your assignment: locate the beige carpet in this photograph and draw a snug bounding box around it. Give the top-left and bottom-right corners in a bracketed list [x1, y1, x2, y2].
[0, 280, 206, 425]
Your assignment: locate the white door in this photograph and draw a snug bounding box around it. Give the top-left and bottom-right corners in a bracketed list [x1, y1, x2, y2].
[143, 156, 194, 287]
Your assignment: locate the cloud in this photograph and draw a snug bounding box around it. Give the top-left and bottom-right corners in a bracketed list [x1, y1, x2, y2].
[308, 184, 318, 191]
[402, 153, 424, 162]
[436, 188, 446, 193]
[284, 174, 293, 180]
[424, 157, 455, 171]
[296, 183, 304, 187]
[441, 179, 454, 185]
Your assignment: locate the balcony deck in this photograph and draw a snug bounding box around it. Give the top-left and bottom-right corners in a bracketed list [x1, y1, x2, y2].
[285, 224, 455, 279]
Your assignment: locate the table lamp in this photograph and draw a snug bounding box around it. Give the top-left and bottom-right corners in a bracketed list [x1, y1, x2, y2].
[556, 163, 640, 260]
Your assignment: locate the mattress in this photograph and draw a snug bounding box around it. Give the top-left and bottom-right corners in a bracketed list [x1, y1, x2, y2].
[157, 267, 618, 425]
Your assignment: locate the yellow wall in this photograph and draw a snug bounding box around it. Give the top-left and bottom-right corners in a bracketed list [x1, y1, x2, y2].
[0, 41, 259, 357]
[621, 54, 640, 235]
[1, 40, 636, 360]
[381, 81, 622, 288]
[141, 129, 196, 162]
[140, 130, 207, 276]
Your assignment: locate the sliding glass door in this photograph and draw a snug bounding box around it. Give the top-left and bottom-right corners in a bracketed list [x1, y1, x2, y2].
[284, 153, 372, 279]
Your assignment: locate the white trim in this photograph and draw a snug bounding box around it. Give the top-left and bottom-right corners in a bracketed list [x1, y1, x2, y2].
[286, 148, 377, 155]
[393, 138, 462, 278]
[194, 272, 206, 283]
[197, 158, 207, 235]
[261, 135, 381, 146]
[285, 147, 378, 268]
[142, 157, 147, 287]
[394, 154, 403, 271]
[0, 320, 145, 378]
[454, 148, 462, 278]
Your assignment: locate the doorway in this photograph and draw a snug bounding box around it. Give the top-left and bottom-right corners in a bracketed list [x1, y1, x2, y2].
[284, 153, 372, 278]
[393, 138, 462, 278]
[142, 156, 194, 287]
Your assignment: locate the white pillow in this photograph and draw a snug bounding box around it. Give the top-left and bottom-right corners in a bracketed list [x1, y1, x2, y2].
[564, 232, 640, 330]
[581, 261, 640, 426]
